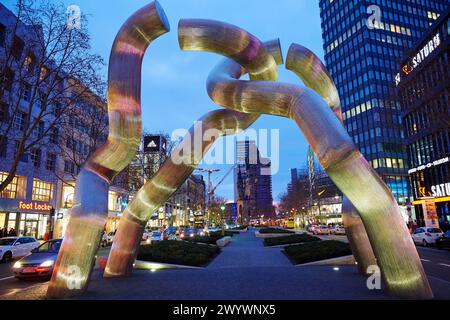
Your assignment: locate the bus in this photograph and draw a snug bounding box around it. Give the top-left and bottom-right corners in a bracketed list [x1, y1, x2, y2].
[286, 218, 295, 229]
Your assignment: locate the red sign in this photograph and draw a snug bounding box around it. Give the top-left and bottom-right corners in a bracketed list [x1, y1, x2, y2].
[18, 201, 52, 212]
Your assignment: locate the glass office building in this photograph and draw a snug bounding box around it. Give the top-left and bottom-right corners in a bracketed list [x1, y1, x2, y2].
[319, 0, 448, 208]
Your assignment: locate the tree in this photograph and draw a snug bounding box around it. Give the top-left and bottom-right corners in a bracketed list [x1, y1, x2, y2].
[0, 0, 104, 192]
[208, 195, 226, 225]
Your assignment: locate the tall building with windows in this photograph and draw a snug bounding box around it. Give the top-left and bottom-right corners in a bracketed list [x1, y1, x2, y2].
[235, 140, 274, 223]
[319, 0, 448, 208]
[397, 9, 450, 229]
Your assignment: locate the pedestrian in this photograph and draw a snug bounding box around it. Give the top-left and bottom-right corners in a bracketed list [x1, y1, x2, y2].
[8, 228, 17, 236]
[0, 227, 3, 238]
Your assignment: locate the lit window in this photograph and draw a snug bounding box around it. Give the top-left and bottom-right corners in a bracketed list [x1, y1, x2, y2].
[32, 179, 53, 202]
[62, 184, 75, 208]
[0, 172, 18, 199]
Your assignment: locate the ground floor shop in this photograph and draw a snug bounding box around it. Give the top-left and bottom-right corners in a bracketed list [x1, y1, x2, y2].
[0, 199, 53, 239]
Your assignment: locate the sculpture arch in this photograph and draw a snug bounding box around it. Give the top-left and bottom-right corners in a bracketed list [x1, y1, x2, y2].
[47, 1, 433, 300]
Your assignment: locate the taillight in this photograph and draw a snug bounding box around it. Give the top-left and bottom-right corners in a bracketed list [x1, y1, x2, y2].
[425, 232, 432, 237]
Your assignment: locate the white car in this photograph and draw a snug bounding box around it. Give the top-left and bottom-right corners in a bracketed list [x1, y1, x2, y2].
[412, 227, 443, 246]
[313, 225, 331, 235]
[0, 237, 40, 262]
[333, 226, 346, 235]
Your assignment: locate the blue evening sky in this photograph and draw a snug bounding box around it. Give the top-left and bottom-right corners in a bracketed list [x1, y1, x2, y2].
[4, 0, 325, 203]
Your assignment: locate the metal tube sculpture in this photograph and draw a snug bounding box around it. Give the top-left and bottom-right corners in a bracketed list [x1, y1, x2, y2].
[105, 27, 282, 276]
[179, 19, 433, 299]
[46, 2, 170, 298]
[285, 44, 377, 275]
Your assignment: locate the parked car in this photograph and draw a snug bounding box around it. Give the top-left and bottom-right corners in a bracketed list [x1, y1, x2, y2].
[142, 229, 151, 241]
[150, 232, 162, 242]
[412, 227, 443, 246]
[306, 224, 317, 233]
[0, 237, 40, 262]
[333, 226, 346, 235]
[101, 231, 116, 247]
[313, 225, 331, 235]
[180, 228, 195, 239]
[435, 230, 450, 250]
[12, 239, 62, 280]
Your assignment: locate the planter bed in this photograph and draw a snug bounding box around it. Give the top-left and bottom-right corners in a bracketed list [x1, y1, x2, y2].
[264, 233, 321, 247]
[284, 240, 352, 265]
[137, 240, 220, 267]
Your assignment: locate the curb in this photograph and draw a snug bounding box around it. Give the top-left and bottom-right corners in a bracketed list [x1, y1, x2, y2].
[133, 260, 205, 270]
[295, 255, 355, 266]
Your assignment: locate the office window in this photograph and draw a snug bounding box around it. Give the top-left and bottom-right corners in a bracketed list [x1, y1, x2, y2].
[25, 53, 35, 73]
[30, 149, 41, 168]
[11, 36, 24, 60]
[0, 23, 5, 46]
[0, 172, 18, 199]
[22, 82, 31, 102]
[64, 160, 76, 174]
[0, 101, 8, 122]
[3, 68, 14, 92]
[13, 111, 26, 131]
[46, 153, 56, 171]
[0, 136, 6, 157]
[49, 127, 58, 144]
[32, 179, 53, 202]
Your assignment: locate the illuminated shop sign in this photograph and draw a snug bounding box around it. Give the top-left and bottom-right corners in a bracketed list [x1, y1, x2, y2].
[395, 32, 441, 86]
[431, 182, 450, 198]
[18, 201, 52, 212]
[408, 157, 449, 174]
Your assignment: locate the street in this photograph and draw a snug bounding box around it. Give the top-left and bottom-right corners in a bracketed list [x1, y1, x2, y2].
[0, 246, 111, 298]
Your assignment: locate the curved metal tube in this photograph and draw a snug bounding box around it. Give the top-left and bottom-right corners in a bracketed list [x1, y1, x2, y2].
[104, 27, 281, 277]
[46, 1, 170, 298]
[342, 198, 377, 274]
[285, 44, 377, 275]
[181, 31, 432, 298]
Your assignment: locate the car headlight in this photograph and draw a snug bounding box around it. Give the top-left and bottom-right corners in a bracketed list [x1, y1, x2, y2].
[40, 260, 54, 267]
[13, 261, 22, 269]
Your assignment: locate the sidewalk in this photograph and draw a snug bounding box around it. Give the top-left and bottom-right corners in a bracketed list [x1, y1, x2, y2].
[78, 229, 390, 300]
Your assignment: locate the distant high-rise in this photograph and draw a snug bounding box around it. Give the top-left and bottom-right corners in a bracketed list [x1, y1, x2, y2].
[319, 0, 448, 206]
[234, 140, 274, 222]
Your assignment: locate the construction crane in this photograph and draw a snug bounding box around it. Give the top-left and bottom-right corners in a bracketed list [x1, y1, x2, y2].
[209, 165, 236, 197]
[195, 165, 236, 226]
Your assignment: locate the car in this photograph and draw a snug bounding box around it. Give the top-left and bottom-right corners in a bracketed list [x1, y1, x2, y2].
[333, 226, 346, 235]
[412, 227, 443, 246]
[306, 224, 317, 233]
[101, 231, 116, 247]
[207, 227, 218, 233]
[150, 232, 162, 242]
[0, 237, 40, 262]
[142, 229, 151, 241]
[313, 225, 331, 235]
[180, 228, 195, 239]
[435, 230, 450, 250]
[12, 239, 62, 280]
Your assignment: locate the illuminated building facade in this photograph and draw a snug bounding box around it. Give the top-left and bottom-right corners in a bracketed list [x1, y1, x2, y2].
[397, 9, 450, 230]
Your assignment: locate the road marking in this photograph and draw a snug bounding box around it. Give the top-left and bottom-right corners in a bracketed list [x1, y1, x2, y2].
[420, 259, 431, 262]
[439, 263, 450, 268]
[426, 275, 450, 285]
[0, 276, 14, 282]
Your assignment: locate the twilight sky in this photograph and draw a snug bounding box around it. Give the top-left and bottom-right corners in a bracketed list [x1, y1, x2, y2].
[4, 0, 325, 203]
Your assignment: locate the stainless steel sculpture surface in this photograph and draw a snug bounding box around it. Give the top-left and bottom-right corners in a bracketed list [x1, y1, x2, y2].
[48, 1, 433, 300]
[285, 44, 378, 275]
[46, 1, 170, 298]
